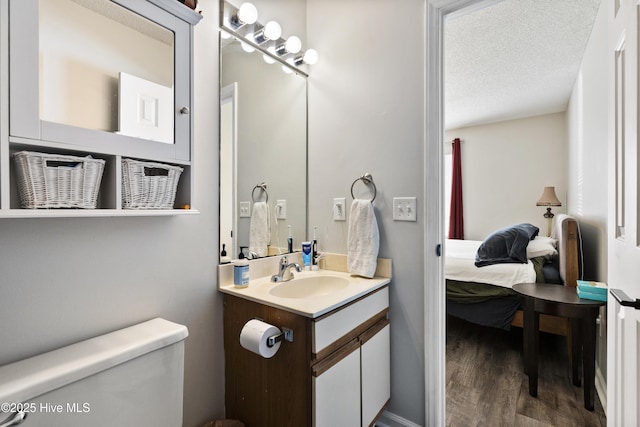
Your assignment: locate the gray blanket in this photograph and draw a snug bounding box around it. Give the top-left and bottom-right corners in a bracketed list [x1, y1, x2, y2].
[475, 223, 539, 267]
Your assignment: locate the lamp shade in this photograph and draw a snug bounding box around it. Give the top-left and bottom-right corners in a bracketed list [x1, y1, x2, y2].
[536, 186, 562, 206]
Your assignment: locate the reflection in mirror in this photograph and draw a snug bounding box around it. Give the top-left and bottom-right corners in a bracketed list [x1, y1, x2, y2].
[220, 36, 307, 262]
[39, 0, 175, 143]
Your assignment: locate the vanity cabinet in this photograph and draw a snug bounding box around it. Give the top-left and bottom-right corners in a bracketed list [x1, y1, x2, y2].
[223, 286, 390, 427]
[0, 0, 201, 217]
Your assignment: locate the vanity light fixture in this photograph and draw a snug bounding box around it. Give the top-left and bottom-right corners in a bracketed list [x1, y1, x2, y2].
[222, 0, 319, 73]
[229, 2, 258, 29]
[276, 35, 302, 56]
[253, 21, 281, 44]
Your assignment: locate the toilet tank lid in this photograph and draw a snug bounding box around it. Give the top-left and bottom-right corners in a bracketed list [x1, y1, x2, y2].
[0, 318, 188, 405]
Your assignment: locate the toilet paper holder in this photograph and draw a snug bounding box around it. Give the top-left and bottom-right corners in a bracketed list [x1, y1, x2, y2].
[267, 327, 294, 348]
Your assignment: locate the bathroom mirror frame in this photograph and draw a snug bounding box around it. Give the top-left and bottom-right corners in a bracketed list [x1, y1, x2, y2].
[218, 0, 309, 263]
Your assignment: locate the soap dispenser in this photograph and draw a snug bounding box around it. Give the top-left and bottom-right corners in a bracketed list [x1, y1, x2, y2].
[238, 246, 248, 259]
[220, 243, 231, 264]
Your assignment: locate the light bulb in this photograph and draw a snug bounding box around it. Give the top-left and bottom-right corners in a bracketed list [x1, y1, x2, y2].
[253, 21, 281, 44]
[231, 2, 258, 28]
[282, 65, 293, 74]
[220, 30, 232, 40]
[241, 42, 255, 53]
[237, 3, 258, 24]
[263, 54, 275, 64]
[303, 49, 319, 65]
[263, 21, 282, 40]
[285, 36, 302, 54]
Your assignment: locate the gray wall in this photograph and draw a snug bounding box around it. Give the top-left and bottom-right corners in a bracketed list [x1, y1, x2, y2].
[566, 0, 608, 381]
[0, 1, 225, 426]
[307, 0, 427, 424]
[566, 0, 608, 283]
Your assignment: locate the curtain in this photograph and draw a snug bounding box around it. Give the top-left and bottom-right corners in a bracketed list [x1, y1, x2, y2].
[448, 138, 464, 239]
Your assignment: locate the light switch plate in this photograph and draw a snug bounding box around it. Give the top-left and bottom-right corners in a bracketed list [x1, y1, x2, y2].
[393, 197, 417, 221]
[333, 198, 346, 221]
[276, 200, 287, 219]
[239, 201, 251, 217]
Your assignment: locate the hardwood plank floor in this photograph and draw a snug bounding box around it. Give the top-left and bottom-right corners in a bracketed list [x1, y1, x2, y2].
[446, 315, 606, 427]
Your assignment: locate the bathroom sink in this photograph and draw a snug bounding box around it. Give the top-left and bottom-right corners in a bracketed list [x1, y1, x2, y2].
[269, 275, 350, 299]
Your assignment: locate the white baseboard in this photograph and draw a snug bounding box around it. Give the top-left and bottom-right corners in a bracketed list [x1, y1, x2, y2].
[375, 410, 422, 427]
[595, 364, 606, 416]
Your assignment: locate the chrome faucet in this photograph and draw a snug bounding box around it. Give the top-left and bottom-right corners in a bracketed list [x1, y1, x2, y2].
[271, 256, 302, 282]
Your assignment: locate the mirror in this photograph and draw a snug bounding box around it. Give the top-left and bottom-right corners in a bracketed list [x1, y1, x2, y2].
[219, 35, 308, 262]
[39, 0, 175, 144]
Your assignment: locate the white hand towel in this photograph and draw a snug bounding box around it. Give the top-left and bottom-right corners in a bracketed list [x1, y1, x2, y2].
[249, 202, 270, 257]
[347, 199, 379, 278]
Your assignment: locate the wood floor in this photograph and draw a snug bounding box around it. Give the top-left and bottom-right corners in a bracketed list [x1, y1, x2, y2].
[446, 315, 607, 427]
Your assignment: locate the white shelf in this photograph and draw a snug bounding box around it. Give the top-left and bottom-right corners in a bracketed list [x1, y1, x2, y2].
[0, 209, 200, 219]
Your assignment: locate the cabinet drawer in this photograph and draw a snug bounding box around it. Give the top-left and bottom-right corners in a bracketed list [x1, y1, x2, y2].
[313, 287, 388, 354]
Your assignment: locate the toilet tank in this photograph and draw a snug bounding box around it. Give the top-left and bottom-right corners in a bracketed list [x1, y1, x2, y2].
[0, 318, 188, 427]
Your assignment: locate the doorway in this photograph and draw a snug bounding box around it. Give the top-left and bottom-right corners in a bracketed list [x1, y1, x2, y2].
[425, 0, 606, 424]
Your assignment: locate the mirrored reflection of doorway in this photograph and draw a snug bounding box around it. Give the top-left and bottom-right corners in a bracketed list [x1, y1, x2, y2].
[220, 83, 238, 262]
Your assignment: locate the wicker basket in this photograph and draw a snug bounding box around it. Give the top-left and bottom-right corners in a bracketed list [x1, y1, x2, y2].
[121, 158, 183, 209]
[13, 151, 105, 209]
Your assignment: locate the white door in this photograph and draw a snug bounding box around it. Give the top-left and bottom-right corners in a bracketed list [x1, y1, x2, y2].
[607, 0, 640, 424]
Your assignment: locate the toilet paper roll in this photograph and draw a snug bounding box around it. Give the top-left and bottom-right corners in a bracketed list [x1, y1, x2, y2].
[239, 319, 281, 358]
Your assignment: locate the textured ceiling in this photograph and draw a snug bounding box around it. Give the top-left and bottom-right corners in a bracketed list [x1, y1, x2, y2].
[444, 0, 601, 130]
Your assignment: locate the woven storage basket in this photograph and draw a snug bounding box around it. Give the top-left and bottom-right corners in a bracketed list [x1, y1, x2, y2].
[13, 151, 105, 209]
[122, 158, 183, 209]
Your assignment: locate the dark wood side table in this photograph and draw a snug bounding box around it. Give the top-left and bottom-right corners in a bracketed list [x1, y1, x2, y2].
[512, 283, 605, 411]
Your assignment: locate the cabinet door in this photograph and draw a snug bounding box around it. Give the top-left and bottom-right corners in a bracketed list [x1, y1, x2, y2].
[314, 347, 361, 427]
[361, 324, 390, 427]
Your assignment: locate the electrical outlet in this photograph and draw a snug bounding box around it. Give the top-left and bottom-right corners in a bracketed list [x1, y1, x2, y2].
[333, 197, 346, 221]
[275, 199, 287, 219]
[239, 201, 251, 217]
[393, 197, 417, 221]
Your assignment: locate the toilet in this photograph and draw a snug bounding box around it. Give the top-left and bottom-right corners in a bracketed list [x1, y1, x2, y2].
[0, 318, 188, 426]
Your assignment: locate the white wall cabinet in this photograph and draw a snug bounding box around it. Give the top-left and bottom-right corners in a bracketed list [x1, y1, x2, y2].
[0, 0, 201, 217]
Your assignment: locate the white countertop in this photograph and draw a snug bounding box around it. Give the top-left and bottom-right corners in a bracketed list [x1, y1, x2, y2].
[219, 269, 390, 318]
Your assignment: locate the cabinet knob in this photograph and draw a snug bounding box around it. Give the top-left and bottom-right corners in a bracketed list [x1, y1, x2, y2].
[180, 106, 190, 115]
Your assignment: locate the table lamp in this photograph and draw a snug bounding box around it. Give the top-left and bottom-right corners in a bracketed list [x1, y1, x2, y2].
[536, 186, 562, 236]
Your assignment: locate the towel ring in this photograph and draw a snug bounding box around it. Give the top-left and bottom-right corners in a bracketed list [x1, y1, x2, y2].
[252, 182, 268, 203]
[350, 173, 376, 202]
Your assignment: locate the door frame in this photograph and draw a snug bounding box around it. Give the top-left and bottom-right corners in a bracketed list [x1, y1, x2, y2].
[423, 0, 506, 424]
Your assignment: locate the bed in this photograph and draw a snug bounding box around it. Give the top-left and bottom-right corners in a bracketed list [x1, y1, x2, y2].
[445, 214, 580, 334]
